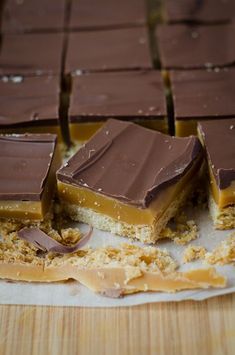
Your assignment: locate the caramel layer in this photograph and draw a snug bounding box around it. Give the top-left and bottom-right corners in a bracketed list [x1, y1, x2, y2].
[209, 166, 235, 208]
[175, 120, 198, 137]
[70, 119, 168, 142]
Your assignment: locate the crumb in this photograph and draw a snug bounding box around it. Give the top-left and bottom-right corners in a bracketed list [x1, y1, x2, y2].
[183, 245, 207, 263]
[205, 233, 235, 265]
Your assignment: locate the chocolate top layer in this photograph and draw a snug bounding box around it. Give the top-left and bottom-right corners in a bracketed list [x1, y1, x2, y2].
[0, 134, 57, 201]
[69, 71, 166, 122]
[0, 76, 60, 127]
[57, 119, 202, 208]
[165, 0, 235, 24]
[156, 24, 235, 69]
[69, 0, 146, 30]
[1, 0, 66, 33]
[198, 119, 235, 190]
[170, 69, 235, 120]
[0, 33, 64, 76]
[65, 27, 152, 74]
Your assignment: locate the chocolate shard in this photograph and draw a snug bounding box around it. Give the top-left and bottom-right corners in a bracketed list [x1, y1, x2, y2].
[18, 227, 93, 254]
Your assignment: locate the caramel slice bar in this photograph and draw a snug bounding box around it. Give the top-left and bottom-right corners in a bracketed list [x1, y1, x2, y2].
[69, 0, 146, 30]
[57, 119, 203, 243]
[0, 134, 61, 222]
[156, 23, 235, 70]
[0, 33, 64, 77]
[0, 76, 63, 140]
[198, 119, 235, 230]
[170, 69, 235, 136]
[65, 27, 152, 74]
[69, 71, 167, 142]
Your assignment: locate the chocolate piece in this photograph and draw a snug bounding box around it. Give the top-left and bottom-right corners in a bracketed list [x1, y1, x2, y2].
[0, 134, 57, 201]
[0, 76, 60, 128]
[156, 24, 235, 69]
[65, 27, 152, 74]
[165, 0, 235, 24]
[18, 226, 93, 254]
[1, 0, 66, 33]
[0, 33, 64, 76]
[198, 119, 235, 190]
[57, 119, 202, 208]
[69, 0, 146, 30]
[170, 69, 235, 120]
[69, 71, 166, 122]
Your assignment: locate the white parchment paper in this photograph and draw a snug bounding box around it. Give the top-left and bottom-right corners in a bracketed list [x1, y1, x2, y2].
[0, 208, 234, 307]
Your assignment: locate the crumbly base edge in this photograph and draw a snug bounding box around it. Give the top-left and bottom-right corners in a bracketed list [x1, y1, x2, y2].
[209, 194, 235, 230]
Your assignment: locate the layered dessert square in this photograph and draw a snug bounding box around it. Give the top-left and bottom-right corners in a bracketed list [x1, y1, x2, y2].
[65, 27, 152, 74]
[170, 69, 235, 136]
[198, 119, 235, 230]
[156, 23, 235, 70]
[0, 76, 63, 140]
[57, 119, 203, 243]
[69, 0, 146, 30]
[69, 70, 167, 142]
[0, 33, 64, 76]
[1, 0, 66, 33]
[0, 134, 61, 222]
[163, 0, 235, 24]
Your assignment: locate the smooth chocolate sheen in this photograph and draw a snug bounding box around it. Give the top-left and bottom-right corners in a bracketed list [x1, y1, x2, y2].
[65, 27, 152, 74]
[69, 71, 166, 122]
[18, 226, 93, 254]
[165, 0, 235, 23]
[170, 69, 235, 120]
[69, 0, 146, 30]
[0, 33, 64, 76]
[1, 0, 66, 33]
[57, 119, 202, 208]
[0, 134, 57, 201]
[0, 76, 60, 127]
[156, 24, 235, 69]
[198, 119, 235, 190]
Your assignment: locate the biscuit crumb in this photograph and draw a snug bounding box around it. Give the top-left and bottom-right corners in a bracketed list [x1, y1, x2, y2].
[183, 245, 207, 263]
[205, 233, 235, 265]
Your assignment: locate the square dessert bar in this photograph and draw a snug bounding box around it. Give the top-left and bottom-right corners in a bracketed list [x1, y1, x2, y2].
[0, 33, 64, 76]
[0, 76, 62, 139]
[65, 27, 152, 74]
[0, 134, 61, 222]
[156, 23, 235, 70]
[170, 69, 235, 136]
[198, 119, 235, 229]
[69, 0, 146, 30]
[164, 0, 235, 24]
[1, 0, 66, 33]
[69, 71, 168, 142]
[57, 119, 203, 243]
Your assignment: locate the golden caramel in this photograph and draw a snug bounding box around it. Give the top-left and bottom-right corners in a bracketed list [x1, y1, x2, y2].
[209, 166, 235, 208]
[175, 120, 198, 137]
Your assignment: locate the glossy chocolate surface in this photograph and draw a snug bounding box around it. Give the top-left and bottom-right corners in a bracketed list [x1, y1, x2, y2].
[0, 134, 57, 201]
[58, 119, 202, 208]
[65, 27, 152, 74]
[156, 24, 235, 69]
[0, 33, 64, 76]
[69, 0, 146, 29]
[69, 71, 166, 122]
[170, 69, 235, 120]
[199, 119, 235, 190]
[0, 76, 60, 127]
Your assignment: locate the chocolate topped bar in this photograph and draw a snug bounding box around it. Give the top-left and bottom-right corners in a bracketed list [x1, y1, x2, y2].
[156, 24, 235, 69]
[65, 27, 152, 74]
[198, 119, 235, 190]
[1, 0, 66, 33]
[69, 0, 146, 30]
[69, 71, 166, 122]
[171, 69, 235, 120]
[0, 33, 64, 76]
[0, 76, 60, 128]
[0, 134, 57, 201]
[164, 0, 235, 24]
[58, 119, 202, 208]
